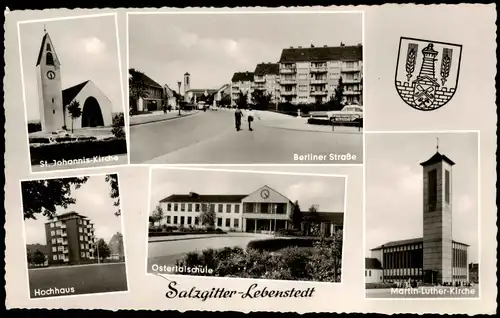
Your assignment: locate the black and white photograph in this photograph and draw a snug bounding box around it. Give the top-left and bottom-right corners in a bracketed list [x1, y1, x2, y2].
[128, 12, 363, 164]
[364, 132, 479, 298]
[18, 14, 128, 172]
[20, 173, 128, 298]
[147, 168, 345, 283]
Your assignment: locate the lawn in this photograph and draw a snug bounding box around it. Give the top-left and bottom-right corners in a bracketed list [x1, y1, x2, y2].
[28, 263, 128, 298]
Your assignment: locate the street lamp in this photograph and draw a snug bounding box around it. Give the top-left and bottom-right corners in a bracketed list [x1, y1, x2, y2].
[177, 81, 182, 116]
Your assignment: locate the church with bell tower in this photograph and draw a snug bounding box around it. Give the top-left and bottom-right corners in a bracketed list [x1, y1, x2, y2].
[34, 28, 114, 133]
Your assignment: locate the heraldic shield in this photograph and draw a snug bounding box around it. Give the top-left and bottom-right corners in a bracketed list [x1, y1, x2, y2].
[395, 37, 462, 111]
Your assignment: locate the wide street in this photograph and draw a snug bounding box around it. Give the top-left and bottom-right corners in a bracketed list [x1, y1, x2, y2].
[28, 262, 128, 298]
[147, 233, 271, 273]
[130, 110, 363, 164]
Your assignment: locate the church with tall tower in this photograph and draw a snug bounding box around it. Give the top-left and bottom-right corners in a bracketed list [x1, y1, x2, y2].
[35, 28, 113, 133]
[367, 141, 470, 285]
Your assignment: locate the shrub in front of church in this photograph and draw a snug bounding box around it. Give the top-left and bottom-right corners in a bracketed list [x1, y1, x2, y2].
[111, 113, 126, 139]
[29, 137, 127, 165]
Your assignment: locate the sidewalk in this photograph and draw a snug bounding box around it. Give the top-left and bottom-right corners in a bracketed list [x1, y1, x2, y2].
[129, 110, 199, 126]
[258, 116, 363, 134]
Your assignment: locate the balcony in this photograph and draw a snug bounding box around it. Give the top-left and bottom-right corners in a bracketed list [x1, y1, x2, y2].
[341, 66, 361, 72]
[281, 90, 297, 96]
[280, 79, 296, 85]
[280, 67, 296, 74]
[310, 90, 327, 96]
[87, 224, 93, 229]
[343, 78, 361, 84]
[254, 77, 265, 83]
[63, 258, 70, 262]
[62, 240, 68, 245]
[310, 66, 327, 73]
[63, 249, 69, 254]
[61, 231, 67, 237]
[60, 224, 67, 229]
[310, 79, 327, 84]
[254, 85, 266, 90]
[343, 90, 361, 95]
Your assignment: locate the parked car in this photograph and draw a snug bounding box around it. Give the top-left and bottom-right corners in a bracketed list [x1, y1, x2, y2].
[327, 105, 363, 123]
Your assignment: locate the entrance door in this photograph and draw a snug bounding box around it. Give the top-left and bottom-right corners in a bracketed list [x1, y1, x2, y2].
[82, 97, 104, 127]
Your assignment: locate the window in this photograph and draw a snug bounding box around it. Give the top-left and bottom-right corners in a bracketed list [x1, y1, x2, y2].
[55, 229, 61, 235]
[217, 218, 222, 227]
[234, 205, 240, 213]
[46, 43, 51, 51]
[58, 246, 64, 251]
[52, 247, 57, 252]
[167, 216, 171, 224]
[52, 238, 56, 244]
[187, 217, 192, 225]
[173, 216, 178, 224]
[445, 170, 450, 204]
[53, 255, 57, 260]
[59, 255, 64, 260]
[188, 204, 192, 212]
[57, 238, 63, 243]
[79, 219, 82, 224]
[46, 52, 54, 65]
[195, 217, 199, 225]
[86, 252, 90, 258]
[79, 228, 82, 233]
[226, 204, 231, 213]
[234, 219, 239, 228]
[195, 204, 200, 212]
[218, 204, 223, 213]
[369, 270, 371, 277]
[428, 169, 437, 210]
[210, 204, 215, 212]
[365, 270, 367, 277]
[80, 244, 84, 249]
[50, 223, 54, 228]
[81, 252, 85, 258]
[180, 216, 185, 225]
[174, 204, 178, 212]
[52, 98, 54, 103]
[50, 230, 55, 236]
[167, 203, 171, 211]
[181, 204, 185, 212]
[299, 85, 308, 92]
[79, 235, 83, 241]
[225, 218, 231, 227]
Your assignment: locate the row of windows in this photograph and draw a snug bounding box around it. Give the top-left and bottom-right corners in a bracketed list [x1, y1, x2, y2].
[281, 61, 360, 68]
[51, 252, 91, 261]
[166, 203, 240, 213]
[167, 215, 240, 228]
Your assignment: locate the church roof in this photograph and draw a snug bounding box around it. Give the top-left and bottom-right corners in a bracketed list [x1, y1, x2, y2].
[160, 194, 248, 203]
[36, 33, 50, 66]
[420, 152, 456, 166]
[62, 80, 90, 106]
[370, 237, 469, 250]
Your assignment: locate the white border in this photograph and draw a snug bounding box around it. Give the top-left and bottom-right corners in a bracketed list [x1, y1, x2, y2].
[19, 171, 131, 300]
[126, 9, 365, 166]
[362, 130, 481, 300]
[17, 13, 130, 175]
[144, 166, 349, 286]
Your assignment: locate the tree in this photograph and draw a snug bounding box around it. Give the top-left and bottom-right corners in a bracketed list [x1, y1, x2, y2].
[251, 90, 272, 110]
[27, 248, 33, 265]
[111, 113, 125, 139]
[21, 177, 89, 220]
[200, 203, 216, 229]
[220, 93, 231, 107]
[236, 91, 248, 109]
[32, 249, 46, 266]
[96, 238, 111, 261]
[129, 68, 149, 115]
[331, 77, 345, 110]
[67, 100, 82, 133]
[105, 174, 121, 217]
[305, 204, 321, 236]
[151, 205, 165, 226]
[290, 200, 303, 230]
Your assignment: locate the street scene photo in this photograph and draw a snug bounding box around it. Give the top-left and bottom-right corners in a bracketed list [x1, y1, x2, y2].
[147, 168, 345, 283]
[21, 173, 128, 298]
[18, 15, 128, 172]
[128, 12, 363, 164]
[364, 132, 479, 298]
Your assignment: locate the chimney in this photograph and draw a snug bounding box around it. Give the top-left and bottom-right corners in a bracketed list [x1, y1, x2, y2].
[298, 46, 302, 48]
[289, 46, 293, 49]
[323, 45, 328, 48]
[189, 192, 199, 197]
[311, 44, 315, 48]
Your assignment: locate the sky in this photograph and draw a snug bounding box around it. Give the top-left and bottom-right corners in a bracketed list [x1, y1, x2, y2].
[149, 169, 346, 215]
[19, 15, 124, 121]
[24, 174, 124, 246]
[365, 132, 479, 263]
[128, 12, 362, 92]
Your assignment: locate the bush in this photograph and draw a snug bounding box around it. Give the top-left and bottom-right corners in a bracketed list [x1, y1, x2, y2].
[247, 238, 322, 252]
[308, 118, 332, 126]
[275, 228, 306, 237]
[27, 122, 42, 133]
[30, 137, 127, 165]
[111, 113, 126, 138]
[365, 282, 398, 289]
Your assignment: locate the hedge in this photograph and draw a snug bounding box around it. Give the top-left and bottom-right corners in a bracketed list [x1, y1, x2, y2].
[30, 137, 127, 165]
[247, 237, 328, 252]
[365, 282, 398, 289]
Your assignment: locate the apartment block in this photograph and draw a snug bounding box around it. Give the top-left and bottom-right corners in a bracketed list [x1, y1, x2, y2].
[278, 44, 363, 105]
[230, 71, 254, 106]
[45, 212, 96, 265]
[158, 185, 344, 236]
[253, 63, 280, 104]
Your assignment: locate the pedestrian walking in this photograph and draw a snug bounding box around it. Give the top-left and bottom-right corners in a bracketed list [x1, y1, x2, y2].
[246, 107, 260, 131]
[234, 107, 243, 131]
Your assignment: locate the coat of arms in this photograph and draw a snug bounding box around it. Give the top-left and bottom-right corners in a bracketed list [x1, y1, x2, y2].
[395, 37, 462, 111]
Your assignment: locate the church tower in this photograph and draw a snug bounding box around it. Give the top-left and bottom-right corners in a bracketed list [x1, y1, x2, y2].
[183, 72, 190, 102]
[36, 29, 65, 132]
[420, 140, 455, 284]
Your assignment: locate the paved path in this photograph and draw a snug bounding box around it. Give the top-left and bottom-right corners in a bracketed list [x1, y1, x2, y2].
[129, 110, 199, 126]
[130, 110, 362, 164]
[147, 233, 272, 273]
